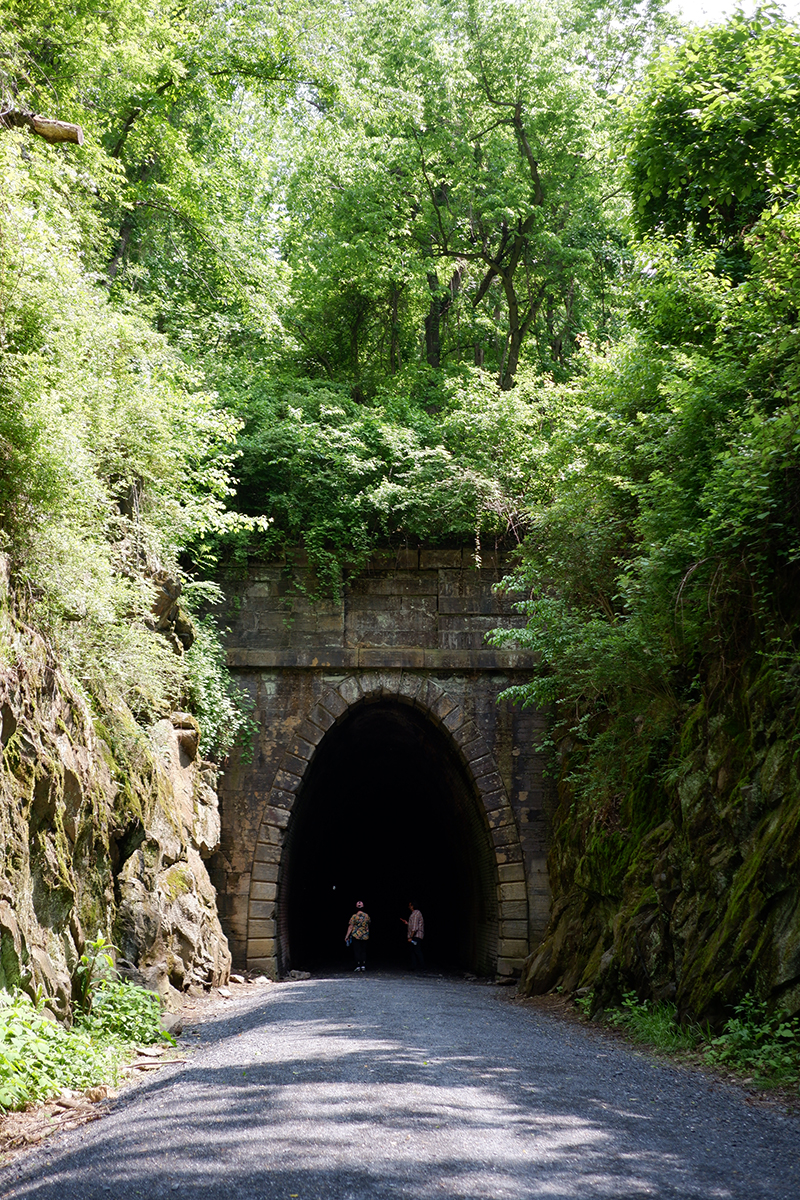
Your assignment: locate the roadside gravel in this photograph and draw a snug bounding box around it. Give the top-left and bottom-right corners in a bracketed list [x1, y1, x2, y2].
[0, 972, 797, 1199]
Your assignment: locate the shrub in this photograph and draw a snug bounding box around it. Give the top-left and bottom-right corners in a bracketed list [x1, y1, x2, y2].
[77, 979, 164, 1045]
[705, 994, 800, 1086]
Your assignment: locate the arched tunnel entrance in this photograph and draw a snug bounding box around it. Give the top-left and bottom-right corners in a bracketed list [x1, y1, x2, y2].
[279, 699, 499, 975]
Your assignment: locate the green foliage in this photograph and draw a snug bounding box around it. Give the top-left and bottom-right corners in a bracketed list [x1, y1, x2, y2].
[0, 975, 168, 1111]
[705, 994, 800, 1085]
[73, 934, 117, 1015]
[279, 0, 658, 390]
[0, 133, 246, 748]
[0, 0, 306, 347]
[0, 990, 123, 1110]
[224, 370, 543, 590]
[76, 979, 165, 1046]
[495, 197, 800, 729]
[625, 10, 800, 252]
[185, 612, 257, 760]
[502, 26, 800, 1023]
[73, 933, 165, 1045]
[584, 991, 800, 1087]
[607, 992, 700, 1052]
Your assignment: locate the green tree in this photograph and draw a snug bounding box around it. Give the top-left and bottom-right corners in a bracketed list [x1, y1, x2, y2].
[625, 9, 800, 255]
[1, 0, 312, 349]
[282, 0, 666, 391]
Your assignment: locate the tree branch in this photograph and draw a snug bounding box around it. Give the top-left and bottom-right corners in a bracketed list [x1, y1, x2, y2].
[513, 104, 544, 206]
[111, 77, 175, 158]
[0, 108, 84, 145]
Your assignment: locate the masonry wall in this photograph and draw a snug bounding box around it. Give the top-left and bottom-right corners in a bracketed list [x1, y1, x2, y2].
[211, 549, 552, 975]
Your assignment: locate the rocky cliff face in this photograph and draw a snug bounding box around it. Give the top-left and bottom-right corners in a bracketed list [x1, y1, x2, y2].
[521, 667, 800, 1025]
[0, 593, 230, 1018]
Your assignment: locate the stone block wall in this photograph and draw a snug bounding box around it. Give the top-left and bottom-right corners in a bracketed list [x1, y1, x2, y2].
[211, 549, 552, 977]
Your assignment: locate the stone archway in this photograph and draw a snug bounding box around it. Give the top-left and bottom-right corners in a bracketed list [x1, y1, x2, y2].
[245, 673, 530, 978]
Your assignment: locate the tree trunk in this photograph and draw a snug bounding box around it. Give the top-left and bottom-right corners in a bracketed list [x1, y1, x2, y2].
[389, 286, 401, 375]
[425, 264, 464, 368]
[424, 273, 442, 368]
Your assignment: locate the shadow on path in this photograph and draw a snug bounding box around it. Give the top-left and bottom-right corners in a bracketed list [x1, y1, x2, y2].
[1, 974, 797, 1200]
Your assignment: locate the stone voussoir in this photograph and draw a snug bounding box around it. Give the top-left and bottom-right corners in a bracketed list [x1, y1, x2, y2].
[250, 881, 277, 902]
[335, 678, 364, 707]
[251, 861, 279, 884]
[461, 734, 491, 763]
[280, 752, 308, 778]
[268, 789, 298, 811]
[286, 737, 317, 762]
[429, 692, 458, 722]
[469, 754, 495, 779]
[271, 770, 303, 796]
[256, 825, 284, 854]
[442, 706, 467, 734]
[498, 862, 526, 883]
[306, 704, 337, 732]
[321, 690, 348, 719]
[294, 719, 327, 747]
[253, 840, 282, 863]
[394, 673, 423, 702]
[479, 790, 508, 817]
[488, 810, 516, 835]
[492, 824, 521, 849]
[413, 678, 445, 714]
[248, 919, 276, 939]
[261, 806, 291, 830]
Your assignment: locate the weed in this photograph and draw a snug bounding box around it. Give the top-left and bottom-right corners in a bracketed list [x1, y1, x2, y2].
[705, 993, 800, 1085]
[73, 932, 116, 1013]
[78, 979, 165, 1045]
[0, 975, 171, 1112]
[0, 991, 121, 1110]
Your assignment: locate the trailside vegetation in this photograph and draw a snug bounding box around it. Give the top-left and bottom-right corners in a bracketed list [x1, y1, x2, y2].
[0, 937, 169, 1110]
[2, 0, 800, 1029]
[498, 10, 800, 1023]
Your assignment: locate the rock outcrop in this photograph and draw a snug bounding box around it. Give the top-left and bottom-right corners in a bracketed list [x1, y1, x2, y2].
[521, 666, 800, 1025]
[0, 587, 230, 1018]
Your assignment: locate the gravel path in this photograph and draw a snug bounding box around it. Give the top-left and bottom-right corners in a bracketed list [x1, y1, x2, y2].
[0, 973, 797, 1199]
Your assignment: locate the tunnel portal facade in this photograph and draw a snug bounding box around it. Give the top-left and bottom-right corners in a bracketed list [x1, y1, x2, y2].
[211, 549, 551, 979]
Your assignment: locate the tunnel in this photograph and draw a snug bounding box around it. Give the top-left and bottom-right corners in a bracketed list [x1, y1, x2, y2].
[278, 699, 499, 975]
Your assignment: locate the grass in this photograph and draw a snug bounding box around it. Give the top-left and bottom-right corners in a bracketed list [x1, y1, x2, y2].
[606, 992, 699, 1052]
[583, 990, 800, 1091]
[704, 993, 800, 1087]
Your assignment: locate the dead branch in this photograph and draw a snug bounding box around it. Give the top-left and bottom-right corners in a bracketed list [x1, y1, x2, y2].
[0, 108, 84, 146]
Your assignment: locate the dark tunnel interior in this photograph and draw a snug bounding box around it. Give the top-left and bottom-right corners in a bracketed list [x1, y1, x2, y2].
[280, 700, 498, 975]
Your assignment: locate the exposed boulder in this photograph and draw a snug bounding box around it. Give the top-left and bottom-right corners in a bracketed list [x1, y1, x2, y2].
[149, 573, 195, 654]
[0, 605, 229, 1019]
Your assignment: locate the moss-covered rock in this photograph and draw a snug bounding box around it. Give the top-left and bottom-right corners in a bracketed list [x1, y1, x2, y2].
[521, 664, 800, 1026]
[0, 588, 230, 1018]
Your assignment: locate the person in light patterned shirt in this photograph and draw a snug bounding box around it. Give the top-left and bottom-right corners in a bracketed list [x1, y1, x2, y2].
[401, 901, 425, 970]
[346, 901, 370, 972]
